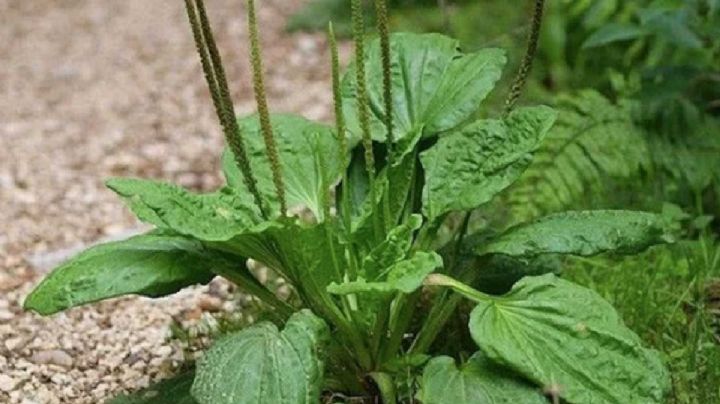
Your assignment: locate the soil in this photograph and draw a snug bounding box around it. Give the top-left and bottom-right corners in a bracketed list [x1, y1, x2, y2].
[0, 0, 343, 402]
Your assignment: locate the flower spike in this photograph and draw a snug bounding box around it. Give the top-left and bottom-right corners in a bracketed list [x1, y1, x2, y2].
[247, 0, 287, 216]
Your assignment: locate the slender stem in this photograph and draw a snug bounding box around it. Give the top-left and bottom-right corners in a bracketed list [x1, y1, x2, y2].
[351, 0, 382, 241]
[370, 296, 392, 362]
[409, 291, 458, 354]
[380, 291, 419, 363]
[328, 23, 360, 281]
[184, 0, 268, 218]
[424, 273, 493, 302]
[329, 23, 352, 228]
[247, 0, 287, 215]
[504, 0, 545, 114]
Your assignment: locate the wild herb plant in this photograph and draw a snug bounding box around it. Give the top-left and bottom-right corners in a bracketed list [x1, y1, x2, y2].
[26, 0, 677, 402]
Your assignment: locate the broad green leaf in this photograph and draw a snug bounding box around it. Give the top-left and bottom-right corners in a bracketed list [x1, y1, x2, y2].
[342, 33, 505, 142]
[582, 23, 647, 48]
[421, 107, 557, 220]
[477, 210, 673, 258]
[222, 114, 352, 219]
[468, 274, 669, 404]
[327, 251, 442, 295]
[191, 310, 329, 404]
[418, 354, 547, 404]
[107, 178, 263, 241]
[109, 371, 197, 404]
[24, 233, 217, 315]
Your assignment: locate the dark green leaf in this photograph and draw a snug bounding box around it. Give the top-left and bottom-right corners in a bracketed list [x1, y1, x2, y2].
[421, 107, 556, 220]
[342, 33, 505, 142]
[191, 310, 329, 404]
[24, 233, 217, 315]
[477, 210, 673, 258]
[419, 354, 547, 404]
[109, 371, 196, 404]
[327, 251, 442, 295]
[223, 114, 352, 219]
[468, 274, 669, 404]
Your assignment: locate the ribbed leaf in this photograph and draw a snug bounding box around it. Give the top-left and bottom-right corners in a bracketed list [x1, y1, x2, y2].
[222, 114, 352, 219]
[341, 33, 505, 142]
[421, 106, 556, 220]
[327, 251, 442, 295]
[419, 354, 547, 404]
[468, 274, 669, 404]
[477, 210, 673, 258]
[24, 233, 218, 315]
[191, 310, 329, 404]
[107, 178, 263, 241]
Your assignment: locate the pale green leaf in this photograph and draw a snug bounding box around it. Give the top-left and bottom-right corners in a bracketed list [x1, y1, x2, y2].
[327, 251, 442, 295]
[342, 33, 505, 142]
[222, 114, 352, 219]
[421, 107, 557, 220]
[468, 274, 670, 404]
[361, 214, 423, 279]
[107, 178, 263, 241]
[419, 354, 547, 404]
[191, 310, 329, 404]
[477, 210, 673, 258]
[24, 233, 218, 315]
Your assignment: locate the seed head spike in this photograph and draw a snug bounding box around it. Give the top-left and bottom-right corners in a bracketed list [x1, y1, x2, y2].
[328, 22, 348, 170]
[505, 0, 545, 114]
[351, 0, 382, 239]
[247, 0, 287, 216]
[374, 0, 394, 159]
[328, 22, 354, 231]
[184, 0, 268, 218]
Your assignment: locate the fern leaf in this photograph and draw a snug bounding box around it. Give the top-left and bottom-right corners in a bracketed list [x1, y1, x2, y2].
[508, 90, 650, 220]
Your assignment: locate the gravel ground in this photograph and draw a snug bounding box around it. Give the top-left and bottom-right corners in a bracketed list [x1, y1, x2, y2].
[0, 0, 343, 402]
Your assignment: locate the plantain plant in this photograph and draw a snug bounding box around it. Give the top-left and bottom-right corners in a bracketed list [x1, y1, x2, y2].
[26, 0, 676, 402]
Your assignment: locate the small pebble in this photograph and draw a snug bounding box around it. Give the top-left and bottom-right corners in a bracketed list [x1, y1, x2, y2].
[0, 374, 19, 392]
[30, 350, 73, 368]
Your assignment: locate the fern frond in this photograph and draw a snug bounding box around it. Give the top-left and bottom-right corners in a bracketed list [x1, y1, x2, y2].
[508, 90, 651, 220]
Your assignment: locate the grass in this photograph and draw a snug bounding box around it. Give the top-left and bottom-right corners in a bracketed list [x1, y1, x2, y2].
[566, 237, 720, 404]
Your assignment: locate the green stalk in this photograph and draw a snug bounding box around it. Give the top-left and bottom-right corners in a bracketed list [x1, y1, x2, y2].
[370, 296, 392, 361]
[409, 291, 459, 354]
[329, 23, 352, 230]
[247, 0, 287, 216]
[504, 0, 545, 114]
[184, 0, 268, 218]
[328, 23, 360, 281]
[351, 0, 383, 241]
